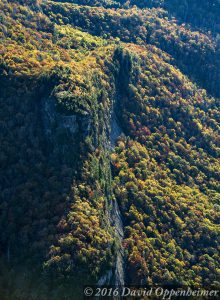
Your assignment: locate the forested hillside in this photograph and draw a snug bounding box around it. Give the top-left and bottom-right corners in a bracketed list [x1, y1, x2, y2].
[0, 0, 219, 299]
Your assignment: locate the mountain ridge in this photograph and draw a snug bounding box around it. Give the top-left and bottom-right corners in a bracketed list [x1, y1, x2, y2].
[0, 0, 219, 299]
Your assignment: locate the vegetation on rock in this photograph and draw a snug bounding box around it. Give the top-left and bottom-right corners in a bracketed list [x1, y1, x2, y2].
[0, 0, 219, 299]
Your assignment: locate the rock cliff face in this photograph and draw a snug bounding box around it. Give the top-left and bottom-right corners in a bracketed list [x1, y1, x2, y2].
[110, 113, 123, 147]
[1, 0, 220, 298]
[110, 112, 125, 287]
[97, 199, 125, 287]
[97, 106, 125, 288]
[111, 200, 125, 286]
[42, 88, 125, 287]
[97, 204, 125, 297]
[42, 96, 92, 166]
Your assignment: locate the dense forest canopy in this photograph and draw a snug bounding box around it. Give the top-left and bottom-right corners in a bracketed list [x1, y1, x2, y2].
[0, 0, 219, 299]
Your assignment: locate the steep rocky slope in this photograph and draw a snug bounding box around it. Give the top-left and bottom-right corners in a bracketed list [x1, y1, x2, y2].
[0, 0, 219, 299]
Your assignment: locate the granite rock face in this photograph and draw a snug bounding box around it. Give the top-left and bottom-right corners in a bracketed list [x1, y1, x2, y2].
[42, 96, 91, 165]
[43, 92, 125, 288]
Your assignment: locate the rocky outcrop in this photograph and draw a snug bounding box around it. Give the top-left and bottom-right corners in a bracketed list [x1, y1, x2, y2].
[42, 96, 91, 166]
[111, 200, 125, 287]
[110, 112, 123, 147]
[97, 104, 125, 291]
[43, 92, 125, 290]
[110, 107, 125, 287]
[97, 199, 125, 292]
